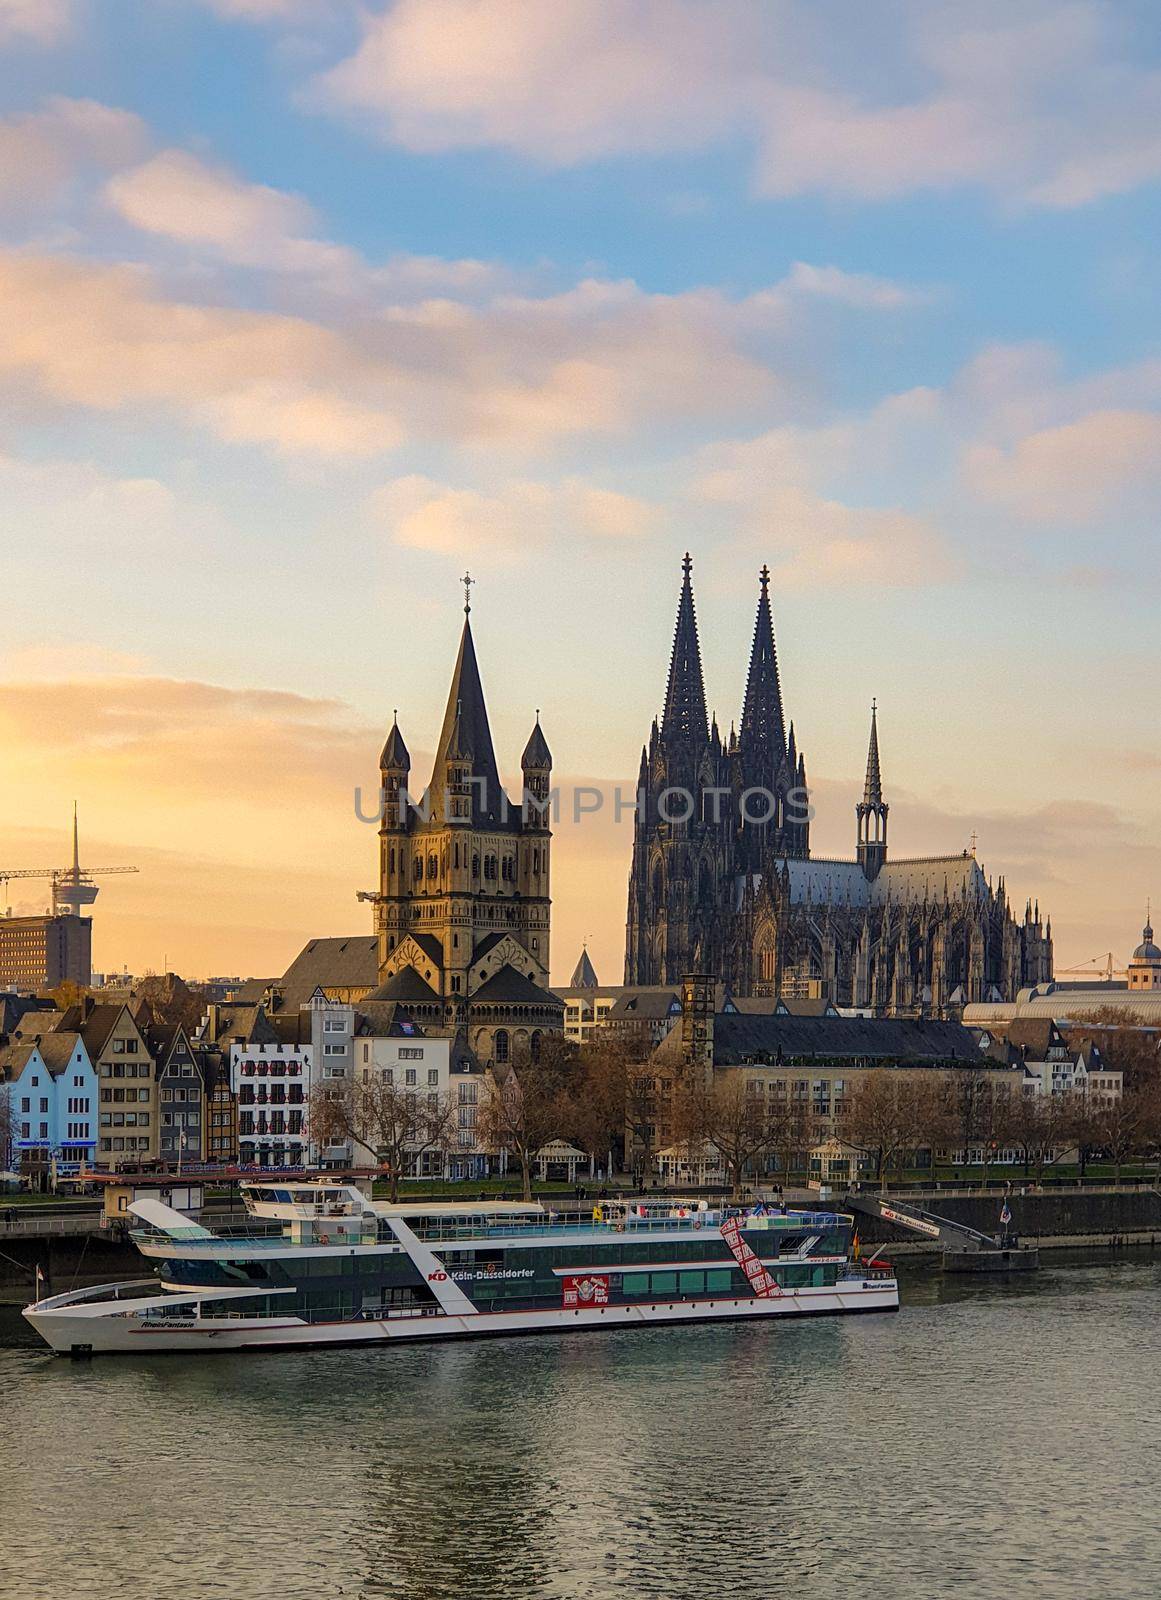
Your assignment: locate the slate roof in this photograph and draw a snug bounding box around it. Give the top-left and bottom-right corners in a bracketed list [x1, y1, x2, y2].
[606, 988, 684, 1021]
[424, 614, 518, 829]
[654, 1012, 984, 1067]
[569, 947, 599, 989]
[37, 1032, 87, 1074]
[276, 936, 380, 1008]
[365, 968, 442, 1004]
[471, 969, 564, 1009]
[737, 852, 989, 912]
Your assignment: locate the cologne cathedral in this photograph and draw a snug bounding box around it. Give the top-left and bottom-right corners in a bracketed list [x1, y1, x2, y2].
[625, 557, 1053, 1016]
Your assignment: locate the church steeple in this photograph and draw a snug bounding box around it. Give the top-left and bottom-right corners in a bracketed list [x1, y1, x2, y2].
[739, 563, 787, 781]
[661, 552, 708, 748]
[427, 589, 507, 825]
[856, 699, 889, 881]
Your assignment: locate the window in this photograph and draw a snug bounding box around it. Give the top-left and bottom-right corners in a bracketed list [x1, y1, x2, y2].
[323, 1017, 346, 1033]
[405, 1069, 417, 1086]
[650, 1272, 677, 1295]
[398, 1047, 424, 1060]
[494, 1030, 510, 1064]
[323, 1043, 347, 1056]
[705, 1270, 733, 1292]
[623, 1273, 650, 1296]
[427, 1069, 439, 1086]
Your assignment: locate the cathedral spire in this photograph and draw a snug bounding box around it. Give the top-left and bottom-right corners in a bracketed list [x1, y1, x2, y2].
[661, 552, 709, 748]
[863, 698, 884, 807]
[739, 563, 787, 775]
[856, 699, 888, 882]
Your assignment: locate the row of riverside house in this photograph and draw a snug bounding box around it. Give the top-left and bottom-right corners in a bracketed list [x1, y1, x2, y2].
[0, 987, 504, 1186]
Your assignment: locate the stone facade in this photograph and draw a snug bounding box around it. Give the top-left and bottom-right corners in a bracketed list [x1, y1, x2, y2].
[367, 590, 563, 1065]
[625, 557, 1053, 1016]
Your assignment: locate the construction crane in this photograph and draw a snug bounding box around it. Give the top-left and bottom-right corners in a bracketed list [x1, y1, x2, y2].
[1055, 951, 1127, 983]
[0, 805, 138, 917]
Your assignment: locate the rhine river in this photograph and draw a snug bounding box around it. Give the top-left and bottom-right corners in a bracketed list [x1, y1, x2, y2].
[1, 1255, 1159, 1600]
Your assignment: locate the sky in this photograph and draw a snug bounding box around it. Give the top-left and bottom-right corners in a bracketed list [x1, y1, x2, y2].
[0, 0, 1158, 987]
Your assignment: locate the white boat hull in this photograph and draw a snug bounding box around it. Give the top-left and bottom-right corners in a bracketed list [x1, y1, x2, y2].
[25, 1279, 899, 1354]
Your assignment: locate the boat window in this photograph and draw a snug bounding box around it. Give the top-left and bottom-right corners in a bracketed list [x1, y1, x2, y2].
[650, 1272, 677, 1294]
[705, 1270, 733, 1292]
[622, 1274, 650, 1296]
[678, 1271, 704, 1293]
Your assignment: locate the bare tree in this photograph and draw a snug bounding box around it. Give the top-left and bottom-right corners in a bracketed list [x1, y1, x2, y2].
[476, 1037, 575, 1201]
[1007, 1091, 1066, 1180]
[1066, 1010, 1161, 1094]
[623, 1063, 670, 1188]
[702, 1077, 781, 1197]
[1092, 1082, 1161, 1183]
[567, 1038, 635, 1178]
[307, 1077, 456, 1201]
[847, 1071, 946, 1192]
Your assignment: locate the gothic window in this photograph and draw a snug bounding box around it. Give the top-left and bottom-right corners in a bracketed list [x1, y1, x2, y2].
[389, 847, 395, 875]
[652, 862, 663, 903]
[472, 854, 480, 878]
[427, 853, 438, 881]
[413, 855, 422, 882]
[454, 842, 460, 869]
[494, 1029, 510, 1064]
[532, 849, 540, 874]
[484, 854, 498, 880]
[530, 1031, 542, 1063]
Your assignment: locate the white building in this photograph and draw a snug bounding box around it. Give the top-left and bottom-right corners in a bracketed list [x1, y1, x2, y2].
[355, 1019, 494, 1180]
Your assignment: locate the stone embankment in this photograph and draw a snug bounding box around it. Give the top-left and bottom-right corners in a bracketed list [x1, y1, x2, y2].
[852, 1185, 1161, 1255]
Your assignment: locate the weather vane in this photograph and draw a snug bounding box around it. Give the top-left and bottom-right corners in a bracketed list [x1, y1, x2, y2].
[462, 570, 474, 613]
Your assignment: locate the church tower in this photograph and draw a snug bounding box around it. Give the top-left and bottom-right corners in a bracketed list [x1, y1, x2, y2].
[856, 700, 888, 881]
[735, 564, 808, 866]
[371, 578, 561, 1061]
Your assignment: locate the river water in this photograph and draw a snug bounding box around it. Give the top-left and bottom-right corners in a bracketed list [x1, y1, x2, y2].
[1, 1255, 1158, 1600]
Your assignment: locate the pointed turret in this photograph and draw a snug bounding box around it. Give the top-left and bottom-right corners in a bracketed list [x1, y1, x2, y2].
[739, 564, 787, 782]
[661, 553, 709, 749]
[570, 945, 599, 989]
[380, 713, 410, 774]
[521, 710, 552, 771]
[856, 700, 889, 882]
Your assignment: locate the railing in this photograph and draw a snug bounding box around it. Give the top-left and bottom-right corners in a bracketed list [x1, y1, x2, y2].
[0, 1215, 106, 1238]
[408, 1209, 840, 1245]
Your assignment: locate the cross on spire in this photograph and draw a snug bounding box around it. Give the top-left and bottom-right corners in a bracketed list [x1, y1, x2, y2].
[461, 570, 474, 614]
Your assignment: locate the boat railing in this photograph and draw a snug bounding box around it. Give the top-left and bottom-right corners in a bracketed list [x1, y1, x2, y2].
[407, 1209, 842, 1244]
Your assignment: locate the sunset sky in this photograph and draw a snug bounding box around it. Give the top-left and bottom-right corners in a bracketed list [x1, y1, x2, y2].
[0, 0, 1158, 986]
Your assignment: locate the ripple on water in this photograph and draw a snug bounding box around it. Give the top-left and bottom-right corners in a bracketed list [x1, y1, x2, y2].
[1, 1258, 1160, 1600]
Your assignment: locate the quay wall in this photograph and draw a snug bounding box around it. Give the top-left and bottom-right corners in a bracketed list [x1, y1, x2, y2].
[852, 1187, 1161, 1250]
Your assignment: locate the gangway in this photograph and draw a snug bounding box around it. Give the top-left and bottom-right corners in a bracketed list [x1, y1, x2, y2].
[844, 1192, 1039, 1273]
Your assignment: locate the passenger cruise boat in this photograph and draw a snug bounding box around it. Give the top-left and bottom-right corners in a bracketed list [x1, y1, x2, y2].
[24, 1181, 898, 1354]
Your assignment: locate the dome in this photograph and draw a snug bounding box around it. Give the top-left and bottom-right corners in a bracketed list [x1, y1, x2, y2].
[1132, 919, 1160, 962]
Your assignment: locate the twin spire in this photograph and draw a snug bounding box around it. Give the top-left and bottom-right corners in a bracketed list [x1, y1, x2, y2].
[739, 561, 787, 772]
[863, 698, 883, 808]
[660, 553, 788, 774]
[661, 552, 709, 746]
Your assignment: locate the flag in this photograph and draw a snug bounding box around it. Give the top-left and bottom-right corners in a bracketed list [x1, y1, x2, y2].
[34, 1264, 45, 1300]
[999, 1202, 1012, 1227]
[852, 1231, 861, 1261]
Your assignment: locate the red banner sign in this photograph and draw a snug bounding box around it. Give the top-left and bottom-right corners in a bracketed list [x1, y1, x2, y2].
[720, 1217, 781, 1297]
[562, 1275, 609, 1309]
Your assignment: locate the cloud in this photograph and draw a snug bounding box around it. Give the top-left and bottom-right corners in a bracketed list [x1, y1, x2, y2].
[374, 473, 660, 559]
[105, 150, 354, 275]
[0, 0, 72, 45]
[963, 409, 1161, 523]
[0, 250, 406, 455]
[0, 248, 890, 455]
[694, 416, 958, 588]
[0, 98, 147, 212]
[315, 0, 1161, 207]
[105, 148, 513, 300]
[776, 261, 932, 310]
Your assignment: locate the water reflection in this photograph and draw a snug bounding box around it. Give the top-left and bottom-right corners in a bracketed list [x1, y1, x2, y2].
[2, 1255, 1160, 1600]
